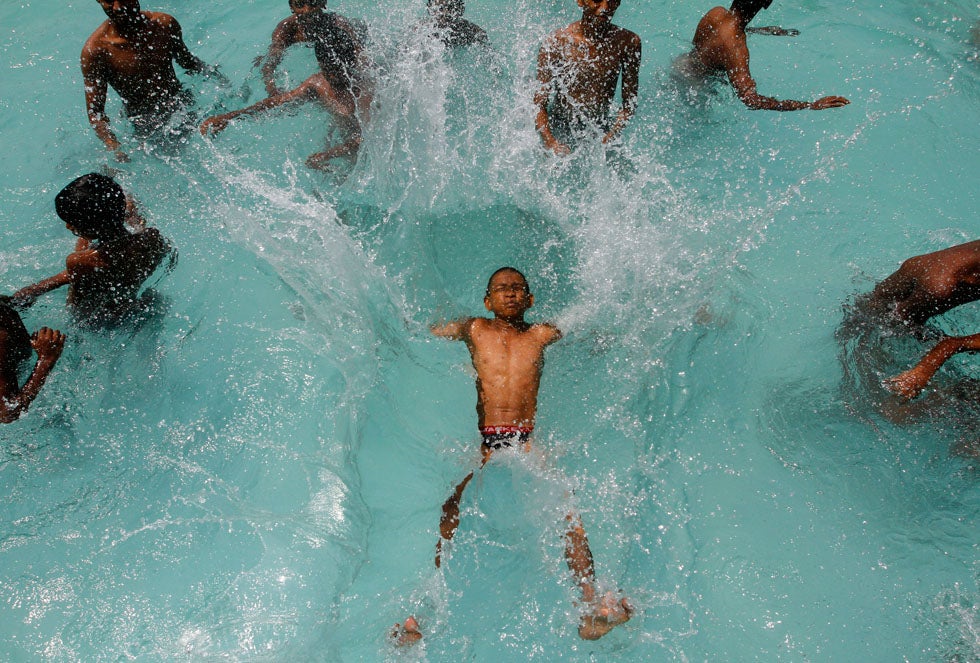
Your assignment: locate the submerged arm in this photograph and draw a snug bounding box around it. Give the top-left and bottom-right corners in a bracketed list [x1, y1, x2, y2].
[169, 16, 206, 74]
[260, 19, 296, 97]
[745, 26, 800, 36]
[884, 333, 980, 399]
[169, 16, 228, 84]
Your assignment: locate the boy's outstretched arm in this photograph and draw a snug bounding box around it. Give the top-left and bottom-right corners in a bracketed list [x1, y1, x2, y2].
[11, 271, 72, 309]
[725, 39, 848, 111]
[0, 327, 65, 423]
[884, 333, 980, 399]
[200, 78, 316, 135]
[430, 318, 474, 341]
[745, 26, 799, 36]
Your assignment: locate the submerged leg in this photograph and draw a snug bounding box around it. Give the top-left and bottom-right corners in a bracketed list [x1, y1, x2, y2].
[563, 513, 632, 640]
[435, 471, 475, 568]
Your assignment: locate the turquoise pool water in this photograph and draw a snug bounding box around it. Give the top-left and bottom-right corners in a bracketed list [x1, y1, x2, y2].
[1, 0, 978, 660]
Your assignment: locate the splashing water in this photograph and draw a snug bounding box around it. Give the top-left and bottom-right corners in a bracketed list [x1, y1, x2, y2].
[1, 0, 978, 660]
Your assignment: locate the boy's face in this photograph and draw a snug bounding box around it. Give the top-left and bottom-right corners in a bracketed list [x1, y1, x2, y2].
[484, 271, 533, 318]
[578, 0, 621, 23]
[289, 0, 325, 16]
[429, 0, 464, 22]
[96, 0, 141, 23]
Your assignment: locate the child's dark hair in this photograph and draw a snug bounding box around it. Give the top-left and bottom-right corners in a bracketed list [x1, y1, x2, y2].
[308, 13, 361, 82]
[486, 267, 528, 295]
[54, 173, 127, 242]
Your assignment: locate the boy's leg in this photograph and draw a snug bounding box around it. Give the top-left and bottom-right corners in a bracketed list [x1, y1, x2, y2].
[563, 513, 632, 640]
[435, 470, 474, 568]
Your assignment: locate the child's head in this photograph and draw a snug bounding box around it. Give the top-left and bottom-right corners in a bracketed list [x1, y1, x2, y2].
[54, 173, 127, 241]
[308, 14, 359, 79]
[289, 0, 326, 14]
[484, 267, 533, 319]
[428, 0, 464, 22]
[0, 298, 30, 367]
[731, 0, 773, 15]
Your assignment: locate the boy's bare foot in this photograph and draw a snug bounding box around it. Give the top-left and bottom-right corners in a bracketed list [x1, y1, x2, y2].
[578, 594, 632, 640]
[390, 615, 422, 646]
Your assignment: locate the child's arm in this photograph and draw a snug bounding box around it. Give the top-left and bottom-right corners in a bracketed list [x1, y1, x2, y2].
[431, 318, 474, 341]
[746, 26, 800, 36]
[10, 271, 72, 309]
[200, 77, 316, 136]
[124, 195, 146, 231]
[884, 333, 980, 399]
[0, 327, 65, 423]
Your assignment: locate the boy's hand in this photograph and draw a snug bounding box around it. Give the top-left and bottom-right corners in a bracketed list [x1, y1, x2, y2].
[200, 115, 231, 136]
[809, 96, 850, 110]
[31, 328, 66, 362]
[883, 367, 928, 399]
[747, 26, 800, 36]
[10, 293, 36, 310]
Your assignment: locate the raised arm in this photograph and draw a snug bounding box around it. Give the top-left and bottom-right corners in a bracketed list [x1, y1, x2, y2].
[884, 333, 980, 399]
[534, 40, 571, 157]
[0, 327, 65, 424]
[725, 38, 848, 111]
[81, 45, 127, 161]
[603, 34, 641, 144]
[430, 318, 474, 341]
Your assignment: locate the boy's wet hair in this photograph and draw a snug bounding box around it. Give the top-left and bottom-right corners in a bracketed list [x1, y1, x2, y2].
[428, 0, 464, 9]
[0, 298, 30, 361]
[731, 0, 773, 13]
[54, 173, 127, 241]
[306, 12, 361, 80]
[486, 267, 529, 294]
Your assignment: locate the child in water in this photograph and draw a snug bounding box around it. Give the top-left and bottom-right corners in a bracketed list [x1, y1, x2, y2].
[13, 173, 172, 326]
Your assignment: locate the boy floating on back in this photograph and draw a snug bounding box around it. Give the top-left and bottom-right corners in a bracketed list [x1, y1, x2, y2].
[392, 267, 631, 645]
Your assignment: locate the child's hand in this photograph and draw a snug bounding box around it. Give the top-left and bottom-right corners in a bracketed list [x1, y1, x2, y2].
[31, 328, 66, 362]
[883, 368, 928, 399]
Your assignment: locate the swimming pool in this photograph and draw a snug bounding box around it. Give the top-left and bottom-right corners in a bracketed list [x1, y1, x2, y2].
[1, 0, 977, 660]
